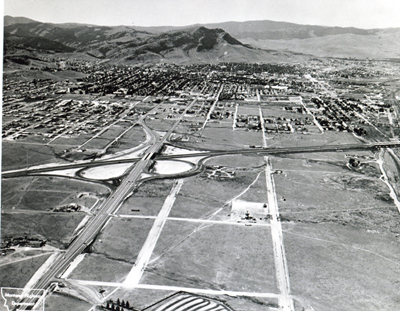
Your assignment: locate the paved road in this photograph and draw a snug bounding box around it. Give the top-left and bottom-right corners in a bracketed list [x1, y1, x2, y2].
[260, 107, 294, 311]
[17, 98, 198, 309]
[123, 179, 184, 288]
[264, 159, 294, 311]
[4, 142, 400, 179]
[155, 141, 400, 159]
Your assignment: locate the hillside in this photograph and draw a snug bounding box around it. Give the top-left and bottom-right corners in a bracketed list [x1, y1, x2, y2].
[202, 20, 375, 40]
[4, 16, 399, 61]
[3, 18, 302, 64]
[240, 28, 400, 59]
[133, 20, 400, 59]
[4, 15, 37, 26]
[132, 20, 375, 39]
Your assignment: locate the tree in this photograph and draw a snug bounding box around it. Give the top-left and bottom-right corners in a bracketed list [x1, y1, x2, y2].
[117, 299, 121, 306]
[126, 301, 130, 309]
[122, 300, 125, 307]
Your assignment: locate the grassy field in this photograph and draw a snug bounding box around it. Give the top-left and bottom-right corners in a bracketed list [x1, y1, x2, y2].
[143, 220, 277, 293]
[106, 126, 147, 154]
[45, 293, 92, 311]
[145, 118, 176, 132]
[263, 130, 361, 149]
[68, 253, 132, 283]
[1, 213, 86, 249]
[50, 134, 94, 146]
[83, 121, 135, 150]
[117, 195, 166, 216]
[170, 170, 266, 220]
[92, 217, 155, 263]
[284, 222, 400, 311]
[204, 154, 266, 168]
[271, 153, 400, 236]
[200, 125, 263, 150]
[2, 141, 68, 171]
[83, 137, 112, 150]
[2, 176, 110, 211]
[0, 253, 51, 288]
[116, 179, 174, 215]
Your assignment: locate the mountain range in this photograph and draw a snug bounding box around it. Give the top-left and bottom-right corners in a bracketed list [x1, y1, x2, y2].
[4, 15, 400, 65]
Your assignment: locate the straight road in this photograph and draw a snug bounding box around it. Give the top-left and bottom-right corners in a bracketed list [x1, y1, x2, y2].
[264, 159, 294, 311]
[260, 107, 294, 311]
[76, 102, 141, 149]
[4, 142, 400, 178]
[19, 98, 198, 307]
[72, 280, 285, 299]
[199, 84, 224, 134]
[123, 179, 184, 288]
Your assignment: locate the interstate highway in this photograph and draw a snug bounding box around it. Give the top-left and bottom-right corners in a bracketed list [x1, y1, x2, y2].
[22, 98, 198, 298]
[3, 141, 400, 179]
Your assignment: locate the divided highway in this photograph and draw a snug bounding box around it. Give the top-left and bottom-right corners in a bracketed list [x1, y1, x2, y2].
[4, 142, 400, 179]
[19, 98, 198, 304]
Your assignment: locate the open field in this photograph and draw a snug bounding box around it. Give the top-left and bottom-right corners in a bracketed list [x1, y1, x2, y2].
[108, 288, 177, 310]
[2, 141, 68, 170]
[145, 118, 177, 132]
[1, 176, 110, 211]
[116, 179, 175, 215]
[45, 293, 92, 311]
[284, 222, 400, 311]
[92, 217, 155, 263]
[264, 130, 362, 149]
[106, 126, 147, 154]
[68, 253, 132, 283]
[142, 220, 277, 293]
[0, 253, 52, 288]
[117, 196, 166, 216]
[271, 154, 400, 236]
[204, 154, 266, 168]
[170, 169, 266, 220]
[51, 134, 95, 147]
[83, 137, 113, 150]
[1, 213, 86, 249]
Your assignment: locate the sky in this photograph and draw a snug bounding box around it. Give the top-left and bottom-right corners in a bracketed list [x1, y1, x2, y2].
[4, 0, 400, 29]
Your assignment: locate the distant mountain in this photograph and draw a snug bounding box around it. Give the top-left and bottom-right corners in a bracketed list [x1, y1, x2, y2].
[5, 16, 399, 62]
[200, 20, 375, 40]
[194, 20, 400, 59]
[135, 20, 375, 40]
[4, 18, 290, 64]
[4, 31, 75, 53]
[133, 20, 400, 59]
[4, 15, 38, 26]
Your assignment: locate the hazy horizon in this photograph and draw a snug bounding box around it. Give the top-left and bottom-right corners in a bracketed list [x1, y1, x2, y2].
[4, 0, 400, 30]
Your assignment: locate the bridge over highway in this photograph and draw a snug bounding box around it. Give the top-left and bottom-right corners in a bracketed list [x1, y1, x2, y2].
[3, 141, 400, 179]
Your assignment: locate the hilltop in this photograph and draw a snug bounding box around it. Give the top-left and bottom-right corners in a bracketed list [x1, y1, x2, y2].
[4, 16, 304, 65]
[4, 16, 400, 62]
[133, 19, 400, 59]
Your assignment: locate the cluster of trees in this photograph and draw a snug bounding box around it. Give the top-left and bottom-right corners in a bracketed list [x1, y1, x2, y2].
[105, 299, 132, 311]
[354, 127, 367, 136]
